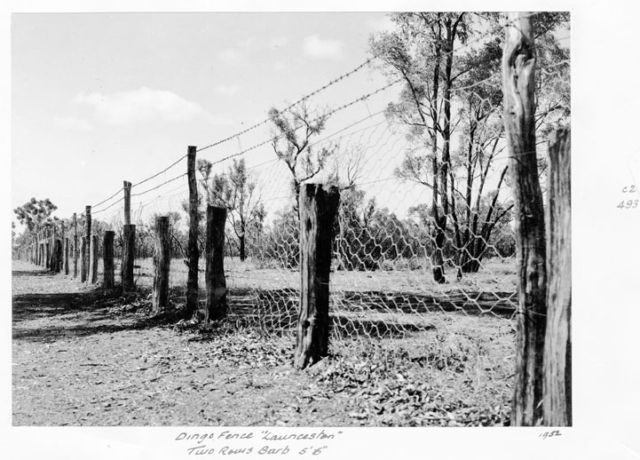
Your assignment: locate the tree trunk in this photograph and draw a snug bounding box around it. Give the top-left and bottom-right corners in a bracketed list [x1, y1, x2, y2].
[503, 12, 547, 426]
[152, 217, 171, 315]
[186, 146, 200, 319]
[543, 127, 572, 426]
[294, 184, 340, 369]
[205, 206, 227, 322]
[122, 224, 136, 292]
[103, 231, 115, 288]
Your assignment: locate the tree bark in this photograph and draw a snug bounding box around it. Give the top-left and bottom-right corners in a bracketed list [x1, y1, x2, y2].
[122, 224, 136, 292]
[503, 12, 547, 426]
[103, 231, 115, 288]
[204, 206, 228, 322]
[543, 127, 572, 426]
[152, 217, 171, 315]
[186, 146, 200, 319]
[294, 184, 340, 369]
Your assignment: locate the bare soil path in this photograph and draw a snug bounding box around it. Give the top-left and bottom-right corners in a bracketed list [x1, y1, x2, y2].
[12, 260, 513, 427]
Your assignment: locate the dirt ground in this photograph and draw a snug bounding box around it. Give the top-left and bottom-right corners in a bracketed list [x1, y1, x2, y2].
[12, 260, 515, 427]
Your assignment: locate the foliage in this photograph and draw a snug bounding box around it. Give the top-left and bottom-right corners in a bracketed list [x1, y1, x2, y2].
[269, 101, 336, 212]
[198, 158, 266, 261]
[14, 197, 58, 232]
[371, 12, 569, 276]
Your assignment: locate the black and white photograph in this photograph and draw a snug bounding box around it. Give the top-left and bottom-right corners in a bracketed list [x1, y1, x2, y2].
[4, 2, 639, 459]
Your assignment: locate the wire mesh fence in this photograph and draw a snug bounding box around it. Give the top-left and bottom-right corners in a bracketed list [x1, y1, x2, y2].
[14, 13, 570, 409]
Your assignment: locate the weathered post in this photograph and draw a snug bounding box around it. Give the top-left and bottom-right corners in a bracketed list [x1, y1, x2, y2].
[73, 213, 79, 278]
[122, 181, 136, 292]
[90, 234, 99, 284]
[185, 146, 200, 319]
[503, 12, 547, 426]
[54, 239, 63, 273]
[85, 206, 92, 284]
[294, 183, 340, 370]
[80, 236, 88, 282]
[103, 231, 115, 288]
[543, 127, 572, 426]
[45, 228, 51, 270]
[151, 216, 171, 315]
[124, 181, 132, 226]
[64, 237, 70, 275]
[51, 224, 57, 270]
[204, 206, 227, 322]
[122, 225, 136, 291]
[61, 221, 68, 275]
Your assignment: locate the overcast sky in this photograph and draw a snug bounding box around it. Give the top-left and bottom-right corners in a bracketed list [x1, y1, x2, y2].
[12, 12, 399, 227]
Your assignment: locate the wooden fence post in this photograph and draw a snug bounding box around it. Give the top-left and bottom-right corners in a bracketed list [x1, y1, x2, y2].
[50, 224, 57, 270]
[54, 239, 63, 273]
[61, 222, 68, 274]
[73, 213, 79, 278]
[204, 206, 227, 322]
[64, 237, 70, 276]
[503, 12, 548, 426]
[124, 181, 132, 225]
[90, 234, 99, 284]
[103, 231, 115, 288]
[45, 228, 51, 270]
[152, 216, 171, 315]
[543, 127, 572, 426]
[122, 182, 136, 292]
[294, 183, 340, 370]
[80, 236, 87, 282]
[185, 146, 200, 319]
[122, 225, 136, 292]
[85, 206, 92, 284]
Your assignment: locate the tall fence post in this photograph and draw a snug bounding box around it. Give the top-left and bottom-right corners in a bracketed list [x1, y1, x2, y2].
[73, 213, 78, 278]
[543, 127, 572, 426]
[152, 216, 171, 315]
[294, 183, 340, 370]
[122, 181, 135, 292]
[85, 206, 93, 284]
[90, 234, 99, 284]
[103, 231, 115, 288]
[38, 232, 43, 266]
[503, 12, 548, 426]
[124, 181, 132, 226]
[185, 146, 199, 319]
[61, 221, 68, 275]
[80, 236, 87, 282]
[45, 228, 51, 269]
[204, 206, 227, 322]
[51, 224, 57, 270]
[54, 238, 62, 273]
[122, 225, 136, 291]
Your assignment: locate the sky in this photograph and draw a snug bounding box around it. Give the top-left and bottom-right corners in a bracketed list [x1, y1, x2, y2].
[12, 12, 403, 230]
